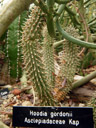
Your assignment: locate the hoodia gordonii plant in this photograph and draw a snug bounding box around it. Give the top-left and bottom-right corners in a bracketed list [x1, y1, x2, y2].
[55, 26, 80, 101]
[21, 6, 56, 106]
[42, 25, 55, 87]
[88, 91, 96, 128]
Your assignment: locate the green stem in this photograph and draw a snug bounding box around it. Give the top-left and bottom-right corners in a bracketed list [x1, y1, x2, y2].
[65, 6, 80, 25]
[38, 0, 49, 14]
[47, 14, 55, 37]
[72, 71, 96, 90]
[56, 4, 66, 16]
[65, 6, 76, 16]
[56, 18, 96, 49]
[91, 27, 96, 32]
[47, 0, 54, 13]
[88, 20, 96, 27]
[88, 17, 96, 24]
[46, 0, 55, 37]
[53, 34, 96, 49]
[53, 39, 64, 48]
[85, 0, 96, 8]
[84, 0, 89, 5]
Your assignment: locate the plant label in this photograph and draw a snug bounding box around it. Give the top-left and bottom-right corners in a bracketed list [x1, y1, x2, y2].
[13, 106, 94, 128]
[0, 88, 9, 99]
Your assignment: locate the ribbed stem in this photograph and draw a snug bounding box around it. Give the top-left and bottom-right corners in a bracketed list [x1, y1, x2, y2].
[42, 25, 55, 87]
[6, 17, 19, 79]
[21, 6, 56, 106]
[55, 26, 80, 101]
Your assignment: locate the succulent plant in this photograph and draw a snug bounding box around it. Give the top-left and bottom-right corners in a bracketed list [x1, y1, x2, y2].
[55, 26, 80, 101]
[42, 25, 55, 87]
[61, 27, 80, 79]
[6, 17, 19, 79]
[21, 6, 56, 106]
[5, 11, 28, 81]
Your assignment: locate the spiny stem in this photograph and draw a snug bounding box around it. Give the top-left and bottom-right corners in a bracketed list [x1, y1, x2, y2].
[22, 6, 56, 106]
[42, 25, 55, 87]
[55, 26, 80, 101]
